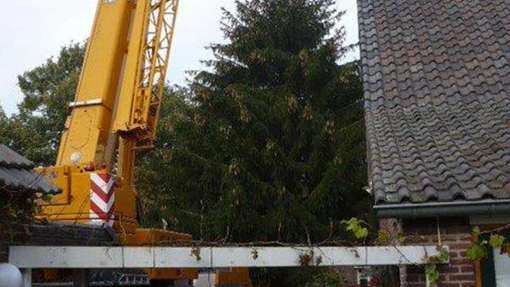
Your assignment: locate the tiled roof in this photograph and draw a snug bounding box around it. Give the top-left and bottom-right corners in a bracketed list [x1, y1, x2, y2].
[0, 144, 59, 194]
[359, 0, 510, 205]
[0, 144, 34, 168]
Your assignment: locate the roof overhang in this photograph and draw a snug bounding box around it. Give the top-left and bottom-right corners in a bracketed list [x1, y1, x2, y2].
[375, 199, 510, 218]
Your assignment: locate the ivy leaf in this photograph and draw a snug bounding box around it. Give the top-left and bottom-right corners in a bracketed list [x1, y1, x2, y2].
[354, 227, 369, 240]
[342, 218, 369, 240]
[425, 264, 440, 285]
[472, 226, 481, 237]
[489, 234, 505, 249]
[466, 243, 488, 261]
[438, 247, 450, 262]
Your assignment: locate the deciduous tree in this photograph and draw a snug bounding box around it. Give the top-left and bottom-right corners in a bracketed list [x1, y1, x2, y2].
[0, 43, 85, 165]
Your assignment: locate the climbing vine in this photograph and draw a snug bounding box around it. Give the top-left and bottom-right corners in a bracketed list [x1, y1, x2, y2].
[466, 226, 510, 262]
[342, 218, 449, 286]
[423, 247, 450, 286]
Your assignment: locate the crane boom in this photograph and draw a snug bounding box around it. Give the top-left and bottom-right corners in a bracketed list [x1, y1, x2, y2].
[113, 0, 179, 147]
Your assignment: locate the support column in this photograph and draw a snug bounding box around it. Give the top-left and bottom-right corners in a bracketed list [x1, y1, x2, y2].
[21, 269, 32, 287]
[73, 270, 90, 287]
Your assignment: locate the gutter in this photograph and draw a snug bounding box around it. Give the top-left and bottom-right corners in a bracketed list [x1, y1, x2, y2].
[374, 199, 510, 218]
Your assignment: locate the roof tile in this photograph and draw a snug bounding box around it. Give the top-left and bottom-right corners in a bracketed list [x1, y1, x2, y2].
[0, 144, 34, 169]
[360, 0, 510, 205]
[0, 145, 59, 194]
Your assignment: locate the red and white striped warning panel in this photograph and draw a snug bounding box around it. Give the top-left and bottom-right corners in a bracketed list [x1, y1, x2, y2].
[90, 173, 115, 226]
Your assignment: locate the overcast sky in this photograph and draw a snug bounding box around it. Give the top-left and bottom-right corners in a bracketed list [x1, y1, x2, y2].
[0, 0, 358, 115]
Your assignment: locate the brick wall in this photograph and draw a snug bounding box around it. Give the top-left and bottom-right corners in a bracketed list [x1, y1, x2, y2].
[380, 217, 476, 287]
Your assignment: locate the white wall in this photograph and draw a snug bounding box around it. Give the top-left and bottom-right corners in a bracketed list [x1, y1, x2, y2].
[494, 248, 510, 286]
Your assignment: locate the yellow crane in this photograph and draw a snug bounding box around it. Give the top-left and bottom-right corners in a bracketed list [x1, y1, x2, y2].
[41, 0, 177, 230]
[36, 0, 250, 285]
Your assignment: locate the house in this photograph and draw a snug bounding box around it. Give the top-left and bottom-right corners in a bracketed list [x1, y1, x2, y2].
[358, 0, 510, 286]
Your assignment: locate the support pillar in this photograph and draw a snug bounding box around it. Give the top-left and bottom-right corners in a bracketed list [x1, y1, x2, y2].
[73, 270, 90, 287]
[22, 269, 32, 287]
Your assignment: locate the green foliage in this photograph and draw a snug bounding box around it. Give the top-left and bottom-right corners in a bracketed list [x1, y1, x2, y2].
[375, 229, 406, 246]
[489, 234, 505, 249]
[0, 42, 85, 165]
[466, 226, 488, 261]
[438, 247, 450, 262]
[138, 0, 370, 246]
[375, 230, 390, 245]
[342, 217, 368, 240]
[425, 264, 440, 286]
[0, 107, 8, 141]
[467, 226, 509, 262]
[422, 246, 450, 286]
[472, 226, 481, 237]
[425, 247, 449, 264]
[304, 269, 345, 287]
[137, 1, 369, 285]
[466, 242, 488, 262]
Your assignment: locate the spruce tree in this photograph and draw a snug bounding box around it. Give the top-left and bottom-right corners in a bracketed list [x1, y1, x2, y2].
[138, 0, 370, 244]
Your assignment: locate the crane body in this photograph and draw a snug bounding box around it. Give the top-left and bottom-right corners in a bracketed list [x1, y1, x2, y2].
[38, 0, 196, 282]
[41, 0, 175, 235]
[36, 0, 250, 285]
[43, 0, 135, 225]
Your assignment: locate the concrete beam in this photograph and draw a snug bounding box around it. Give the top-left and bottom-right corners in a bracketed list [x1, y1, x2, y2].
[10, 246, 447, 269]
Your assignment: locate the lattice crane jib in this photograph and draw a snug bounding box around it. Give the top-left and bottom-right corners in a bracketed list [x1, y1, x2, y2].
[114, 0, 180, 149]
